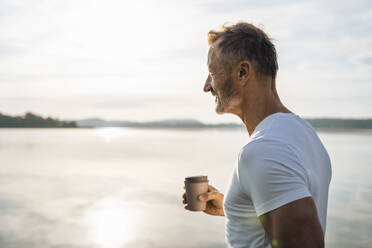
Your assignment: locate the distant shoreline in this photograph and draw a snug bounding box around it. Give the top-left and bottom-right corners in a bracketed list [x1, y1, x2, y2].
[1, 127, 372, 135]
[1, 111, 372, 131]
[75, 117, 372, 131]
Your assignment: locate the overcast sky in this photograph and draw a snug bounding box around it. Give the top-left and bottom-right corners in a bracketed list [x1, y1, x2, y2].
[1, 0, 371, 123]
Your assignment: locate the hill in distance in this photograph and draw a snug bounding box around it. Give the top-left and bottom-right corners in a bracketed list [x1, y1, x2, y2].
[77, 117, 372, 130]
[76, 118, 241, 129]
[1, 111, 372, 130]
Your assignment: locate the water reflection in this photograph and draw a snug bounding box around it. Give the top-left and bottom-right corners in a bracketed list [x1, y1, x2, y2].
[85, 198, 140, 248]
[95, 128, 134, 142]
[0, 129, 371, 247]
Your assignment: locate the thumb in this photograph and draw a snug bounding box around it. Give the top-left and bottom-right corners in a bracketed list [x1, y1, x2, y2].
[198, 191, 218, 202]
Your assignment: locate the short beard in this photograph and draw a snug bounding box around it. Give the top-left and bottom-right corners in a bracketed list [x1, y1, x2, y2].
[215, 75, 239, 114]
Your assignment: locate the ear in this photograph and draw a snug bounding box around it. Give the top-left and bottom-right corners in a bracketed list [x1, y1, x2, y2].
[238, 61, 251, 86]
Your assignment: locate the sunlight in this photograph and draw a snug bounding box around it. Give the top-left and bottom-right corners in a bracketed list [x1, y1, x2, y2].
[86, 198, 139, 248]
[95, 127, 133, 142]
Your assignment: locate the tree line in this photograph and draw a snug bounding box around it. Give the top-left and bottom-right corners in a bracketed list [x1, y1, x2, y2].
[0, 112, 77, 128]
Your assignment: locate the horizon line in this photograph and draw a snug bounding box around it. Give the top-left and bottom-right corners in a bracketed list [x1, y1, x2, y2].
[2, 111, 372, 123]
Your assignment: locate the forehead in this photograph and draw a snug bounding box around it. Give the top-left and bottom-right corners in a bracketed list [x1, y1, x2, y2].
[207, 45, 219, 69]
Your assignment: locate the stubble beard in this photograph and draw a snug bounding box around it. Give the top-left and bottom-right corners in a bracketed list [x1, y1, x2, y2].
[215, 96, 224, 114]
[215, 76, 238, 115]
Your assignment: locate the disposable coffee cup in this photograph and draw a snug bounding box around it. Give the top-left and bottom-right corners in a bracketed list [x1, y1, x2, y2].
[184, 175, 209, 211]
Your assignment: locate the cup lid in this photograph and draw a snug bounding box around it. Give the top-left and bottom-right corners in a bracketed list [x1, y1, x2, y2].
[185, 175, 208, 183]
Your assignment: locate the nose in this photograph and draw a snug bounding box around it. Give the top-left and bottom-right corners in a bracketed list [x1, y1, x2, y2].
[203, 74, 212, 92]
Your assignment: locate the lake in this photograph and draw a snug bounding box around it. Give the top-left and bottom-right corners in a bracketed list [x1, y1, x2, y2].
[0, 128, 371, 248]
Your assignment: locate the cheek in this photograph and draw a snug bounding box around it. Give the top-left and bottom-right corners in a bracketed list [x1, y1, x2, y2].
[220, 77, 236, 98]
[210, 80, 218, 94]
[212, 76, 223, 90]
[210, 78, 216, 88]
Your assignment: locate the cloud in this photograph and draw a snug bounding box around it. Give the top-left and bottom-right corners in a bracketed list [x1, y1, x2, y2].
[0, 0, 372, 121]
[0, 72, 138, 83]
[361, 56, 372, 65]
[146, 46, 207, 64]
[198, 0, 300, 13]
[0, 198, 19, 210]
[88, 94, 183, 109]
[0, 42, 25, 56]
[0, 0, 24, 17]
[0, 94, 189, 115]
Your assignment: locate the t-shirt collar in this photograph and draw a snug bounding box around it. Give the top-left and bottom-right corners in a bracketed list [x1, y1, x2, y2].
[251, 112, 296, 138]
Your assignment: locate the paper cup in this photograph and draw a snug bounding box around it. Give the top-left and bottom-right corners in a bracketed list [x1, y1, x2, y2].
[184, 176, 209, 211]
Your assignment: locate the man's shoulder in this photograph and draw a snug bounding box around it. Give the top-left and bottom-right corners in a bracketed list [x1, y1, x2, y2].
[238, 137, 302, 174]
[239, 138, 268, 161]
[239, 137, 293, 159]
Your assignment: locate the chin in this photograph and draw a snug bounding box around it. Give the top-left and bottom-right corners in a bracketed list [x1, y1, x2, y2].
[215, 103, 226, 115]
[215, 109, 225, 115]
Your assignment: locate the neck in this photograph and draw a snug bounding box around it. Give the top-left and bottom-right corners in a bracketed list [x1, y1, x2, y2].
[236, 87, 291, 136]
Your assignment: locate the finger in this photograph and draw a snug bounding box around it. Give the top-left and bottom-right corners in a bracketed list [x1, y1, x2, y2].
[198, 190, 218, 202]
[207, 184, 218, 192]
[184, 204, 188, 210]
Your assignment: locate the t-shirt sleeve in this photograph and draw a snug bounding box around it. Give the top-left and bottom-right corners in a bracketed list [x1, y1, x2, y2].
[237, 140, 312, 216]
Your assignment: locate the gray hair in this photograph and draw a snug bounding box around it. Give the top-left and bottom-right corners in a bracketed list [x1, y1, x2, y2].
[208, 22, 278, 87]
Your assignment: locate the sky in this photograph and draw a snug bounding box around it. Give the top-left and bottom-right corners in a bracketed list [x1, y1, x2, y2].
[1, 0, 372, 123]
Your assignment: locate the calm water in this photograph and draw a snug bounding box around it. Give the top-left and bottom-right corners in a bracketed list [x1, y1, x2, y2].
[0, 128, 371, 248]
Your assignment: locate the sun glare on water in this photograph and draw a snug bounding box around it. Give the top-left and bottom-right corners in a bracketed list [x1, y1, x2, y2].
[86, 198, 140, 248]
[95, 127, 135, 143]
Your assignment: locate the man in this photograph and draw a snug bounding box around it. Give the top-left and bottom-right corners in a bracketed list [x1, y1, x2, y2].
[182, 22, 332, 248]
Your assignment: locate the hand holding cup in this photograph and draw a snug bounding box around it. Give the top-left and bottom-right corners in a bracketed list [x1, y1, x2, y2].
[182, 176, 225, 216]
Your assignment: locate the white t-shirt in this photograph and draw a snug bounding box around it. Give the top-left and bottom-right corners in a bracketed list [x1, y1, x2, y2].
[223, 112, 332, 248]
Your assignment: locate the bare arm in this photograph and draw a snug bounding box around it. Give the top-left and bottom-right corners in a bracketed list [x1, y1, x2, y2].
[258, 197, 324, 248]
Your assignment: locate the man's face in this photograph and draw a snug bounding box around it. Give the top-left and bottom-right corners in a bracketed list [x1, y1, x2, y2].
[204, 45, 239, 114]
